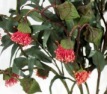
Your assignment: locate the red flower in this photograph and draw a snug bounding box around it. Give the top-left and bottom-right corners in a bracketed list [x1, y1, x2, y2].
[55, 45, 75, 63]
[11, 31, 32, 46]
[5, 73, 19, 87]
[74, 70, 90, 85]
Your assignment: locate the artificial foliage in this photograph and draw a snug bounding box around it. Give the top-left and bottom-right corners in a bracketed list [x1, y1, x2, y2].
[0, 0, 107, 94]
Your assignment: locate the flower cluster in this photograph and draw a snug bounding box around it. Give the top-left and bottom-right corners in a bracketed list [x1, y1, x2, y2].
[55, 45, 75, 63]
[74, 70, 90, 85]
[11, 31, 32, 46]
[5, 73, 19, 87]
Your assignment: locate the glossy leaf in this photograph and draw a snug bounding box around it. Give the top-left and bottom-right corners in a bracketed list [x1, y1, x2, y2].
[92, 51, 106, 70]
[64, 63, 74, 76]
[12, 57, 28, 76]
[43, 30, 51, 47]
[10, 44, 19, 66]
[84, 26, 103, 48]
[56, 1, 80, 20]
[1, 35, 13, 54]
[32, 24, 51, 34]
[21, 9, 43, 22]
[61, 38, 75, 49]
[25, 46, 52, 63]
[78, 3, 94, 25]
[18, 22, 31, 33]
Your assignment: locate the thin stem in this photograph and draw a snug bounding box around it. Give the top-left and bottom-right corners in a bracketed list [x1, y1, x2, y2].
[19, 45, 28, 58]
[50, 67, 72, 94]
[69, 25, 79, 37]
[61, 62, 64, 75]
[4, 29, 11, 37]
[75, 27, 81, 58]
[96, 69, 101, 94]
[70, 82, 76, 93]
[40, 4, 56, 14]
[16, 0, 21, 14]
[78, 85, 83, 94]
[85, 82, 90, 94]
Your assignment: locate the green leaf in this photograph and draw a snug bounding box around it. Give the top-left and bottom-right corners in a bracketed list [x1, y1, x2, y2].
[32, 24, 51, 34]
[21, 9, 43, 22]
[47, 37, 57, 57]
[20, 78, 41, 94]
[1, 35, 13, 54]
[84, 26, 103, 48]
[25, 46, 52, 63]
[30, 57, 44, 69]
[10, 44, 19, 66]
[43, 30, 51, 47]
[56, 1, 80, 20]
[78, 3, 95, 25]
[0, 17, 18, 32]
[61, 39, 74, 49]
[88, 50, 96, 57]
[18, 22, 31, 33]
[28, 57, 35, 77]
[12, 57, 28, 76]
[92, 51, 106, 70]
[64, 63, 75, 76]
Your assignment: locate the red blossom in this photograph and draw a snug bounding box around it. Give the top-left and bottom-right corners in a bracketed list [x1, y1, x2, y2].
[74, 70, 90, 85]
[5, 73, 19, 87]
[55, 45, 75, 63]
[11, 31, 32, 46]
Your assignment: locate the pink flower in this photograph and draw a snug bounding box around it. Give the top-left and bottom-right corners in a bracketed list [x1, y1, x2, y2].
[55, 45, 75, 63]
[74, 70, 90, 85]
[5, 73, 19, 87]
[36, 69, 48, 79]
[11, 31, 32, 46]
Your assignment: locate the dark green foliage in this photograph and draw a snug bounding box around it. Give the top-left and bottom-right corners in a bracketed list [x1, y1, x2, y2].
[0, 0, 107, 94]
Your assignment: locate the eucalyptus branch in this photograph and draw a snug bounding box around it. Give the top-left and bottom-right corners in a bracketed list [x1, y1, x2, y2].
[25, 5, 68, 36]
[75, 24, 89, 58]
[32, 37, 62, 75]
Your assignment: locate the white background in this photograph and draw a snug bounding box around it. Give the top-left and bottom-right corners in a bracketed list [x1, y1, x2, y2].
[0, 0, 107, 94]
